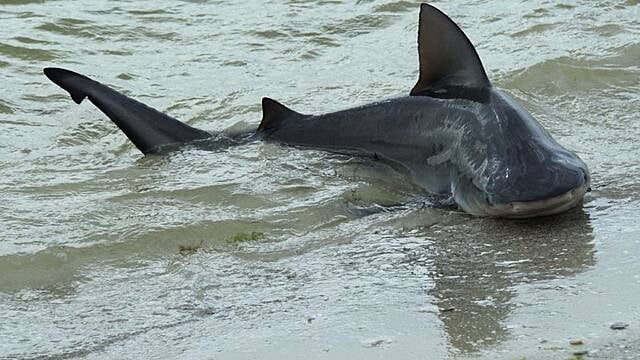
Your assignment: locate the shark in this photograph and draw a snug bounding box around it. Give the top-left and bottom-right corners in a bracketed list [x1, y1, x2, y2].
[43, 3, 590, 218]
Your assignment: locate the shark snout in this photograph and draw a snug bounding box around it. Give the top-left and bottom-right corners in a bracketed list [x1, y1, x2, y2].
[452, 162, 590, 218]
[485, 166, 590, 218]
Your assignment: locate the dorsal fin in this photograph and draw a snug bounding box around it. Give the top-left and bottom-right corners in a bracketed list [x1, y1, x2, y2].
[410, 4, 491, 100]
[258, 97, 304, 132]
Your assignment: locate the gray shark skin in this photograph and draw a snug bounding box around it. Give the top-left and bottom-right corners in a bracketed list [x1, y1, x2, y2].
[258, 4, 590, 218]
[43, 3, 590, 218]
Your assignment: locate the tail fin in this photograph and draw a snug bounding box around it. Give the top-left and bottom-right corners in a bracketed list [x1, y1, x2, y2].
[43, 67, 211, 154]
[258, 97, 305, 133]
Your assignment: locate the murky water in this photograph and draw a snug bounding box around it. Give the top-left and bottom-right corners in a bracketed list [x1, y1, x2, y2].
[1, 0, 639, 359]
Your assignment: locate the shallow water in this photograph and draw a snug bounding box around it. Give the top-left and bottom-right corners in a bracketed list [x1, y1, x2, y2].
[1, 0, 639, 359]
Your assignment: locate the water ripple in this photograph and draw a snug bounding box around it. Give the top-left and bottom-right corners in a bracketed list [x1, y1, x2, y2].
[1, 0, 640, 358]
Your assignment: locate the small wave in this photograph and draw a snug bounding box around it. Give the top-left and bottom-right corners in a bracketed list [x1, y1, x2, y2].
[0, 100, 16, 114]
[54, 122, 118, 147]
[523, 7, 550, 19]
[374, 1, 417, 14]
[510, 23, 558, 38]
[13, 36, 54, 45]
[0, 246, 84, 294]
[0, 42, 58, 61]
[1, 0, 46, 4]
[502, 46, 640, 95]
[321, 14, 393, 36]
[36, 19, 179, 42]
[127, 8, 176, 16]
[0, 217, 274, 294]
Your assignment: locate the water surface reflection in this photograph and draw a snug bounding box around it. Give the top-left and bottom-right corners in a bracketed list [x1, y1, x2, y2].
[426, 210, 595, 352]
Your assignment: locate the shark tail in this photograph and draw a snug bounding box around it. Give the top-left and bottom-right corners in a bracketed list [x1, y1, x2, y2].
[44, 67, 211, 154]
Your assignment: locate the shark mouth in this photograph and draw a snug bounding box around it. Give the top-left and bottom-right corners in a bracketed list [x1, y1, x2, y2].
[481, 183, 590, 219]
[453, 170, 590, 219]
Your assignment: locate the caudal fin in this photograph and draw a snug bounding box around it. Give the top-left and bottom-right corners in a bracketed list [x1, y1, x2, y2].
[44, 67, 211, 154]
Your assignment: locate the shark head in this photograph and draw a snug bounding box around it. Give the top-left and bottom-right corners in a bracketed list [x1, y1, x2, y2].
[451, 90, 590, 218]
[453, 150, 590, 218]
[411, 4, 590, 218]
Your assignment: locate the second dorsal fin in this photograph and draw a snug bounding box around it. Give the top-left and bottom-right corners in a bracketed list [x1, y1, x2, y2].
[258, 97, 304, 132]
[410, 4, 491, 100]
